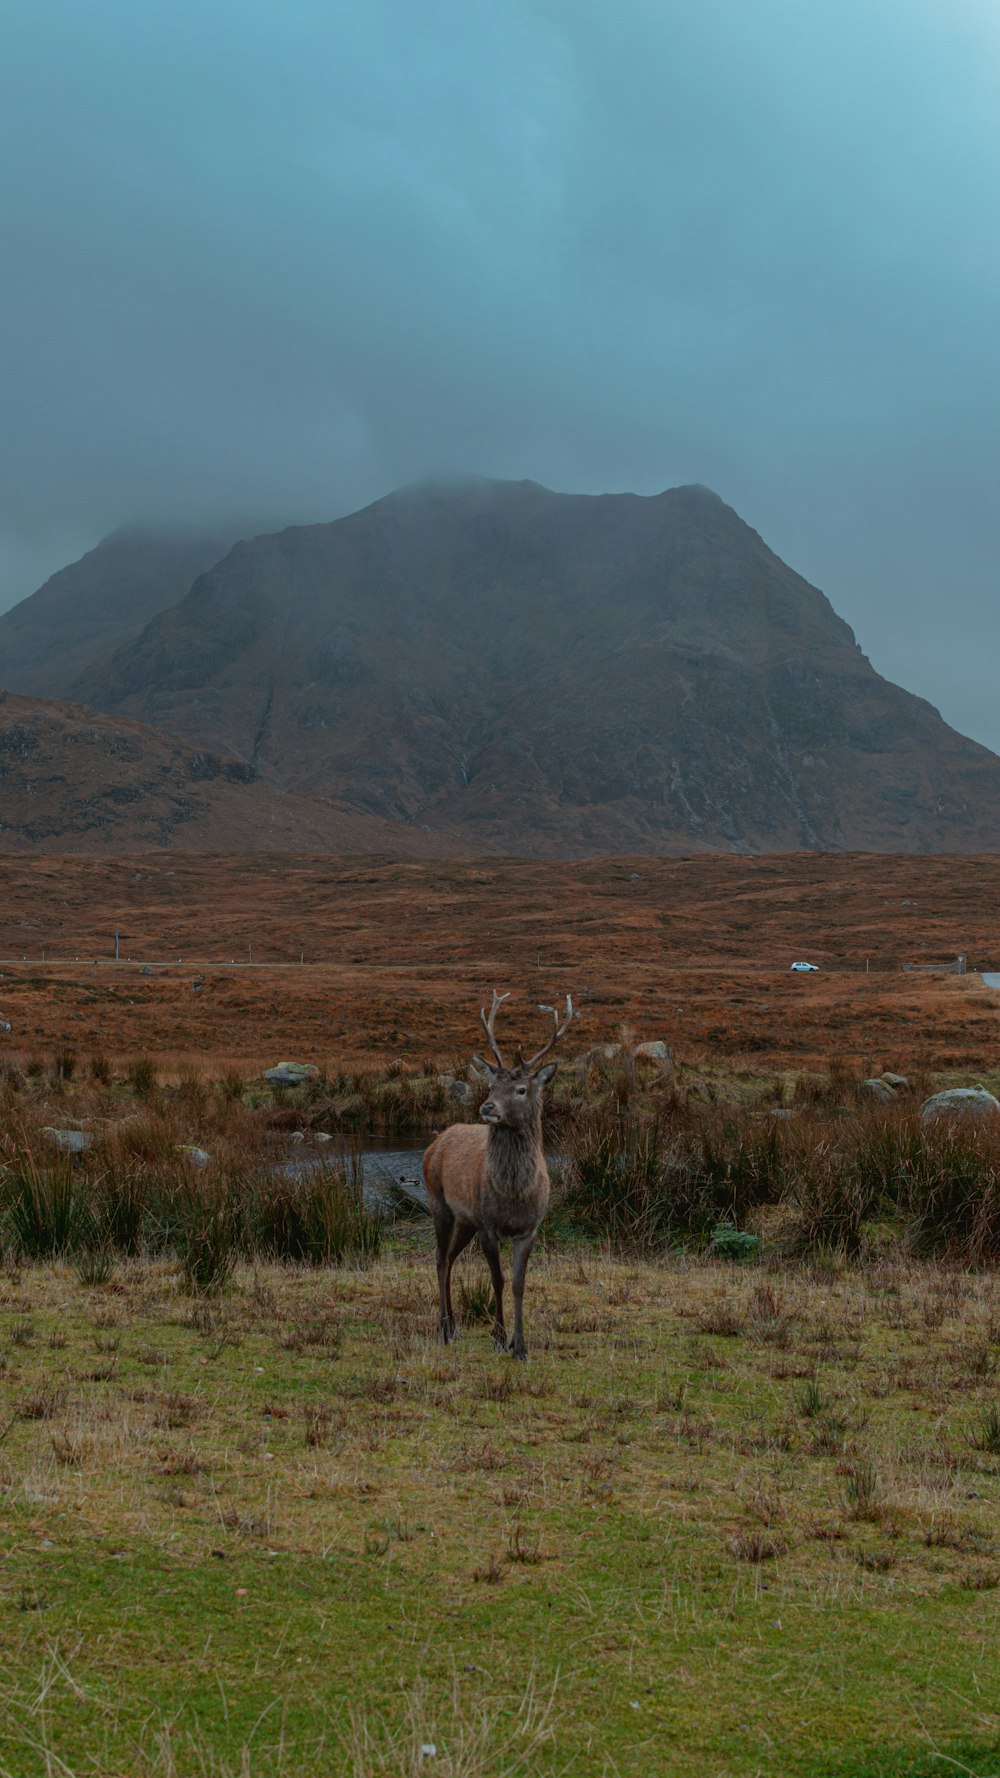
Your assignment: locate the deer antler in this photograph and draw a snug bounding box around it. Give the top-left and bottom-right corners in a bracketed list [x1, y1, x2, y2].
[524, 994, 575, 1071]
[479, 988, 510, 1069]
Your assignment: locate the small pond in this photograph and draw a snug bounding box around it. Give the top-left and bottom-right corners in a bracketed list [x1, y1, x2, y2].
[277, 1133, 430, 1211]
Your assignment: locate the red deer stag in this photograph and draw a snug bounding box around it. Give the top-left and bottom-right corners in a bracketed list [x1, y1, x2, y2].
[423, 989, 574, 1359]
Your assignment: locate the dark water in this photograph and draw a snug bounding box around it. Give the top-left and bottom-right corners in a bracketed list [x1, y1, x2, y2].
[276, 1133, 429, 1210]
[356, 1136, 428, 1204]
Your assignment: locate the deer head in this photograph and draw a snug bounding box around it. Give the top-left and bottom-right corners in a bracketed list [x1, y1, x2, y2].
[472, 990, 575, 1129]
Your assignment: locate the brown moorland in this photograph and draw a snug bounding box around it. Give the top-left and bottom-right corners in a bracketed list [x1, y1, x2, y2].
[1, 850, 999, 1076]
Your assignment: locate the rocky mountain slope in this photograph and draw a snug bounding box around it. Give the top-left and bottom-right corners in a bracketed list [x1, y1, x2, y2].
[52, 476, 1000, 855]
[0, 526, 244, 699]
[0, 692, 444, 854]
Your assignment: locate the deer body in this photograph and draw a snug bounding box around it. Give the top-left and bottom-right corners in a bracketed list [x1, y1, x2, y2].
[425, 1122, 550, 1242]
[423, 991, 573, 1359]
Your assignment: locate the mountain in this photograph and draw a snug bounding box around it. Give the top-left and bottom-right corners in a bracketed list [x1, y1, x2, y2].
[15, 477, 1000, 856]
[0, 526, 244, 699]
[0, 691, 444, 854]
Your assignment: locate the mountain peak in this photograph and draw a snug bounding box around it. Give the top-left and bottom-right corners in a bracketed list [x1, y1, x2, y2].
[4, 477, 999, 858]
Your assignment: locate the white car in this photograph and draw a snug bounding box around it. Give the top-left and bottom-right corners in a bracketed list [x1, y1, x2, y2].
[790, 961, 820, 972]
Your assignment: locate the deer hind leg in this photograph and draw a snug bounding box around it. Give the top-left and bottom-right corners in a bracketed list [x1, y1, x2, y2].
[437, 1215, 476, 1342]
[433, 1209, 456, 1341]
[509, 1231, 538, 1360]
[477, 1231, 507, 1351]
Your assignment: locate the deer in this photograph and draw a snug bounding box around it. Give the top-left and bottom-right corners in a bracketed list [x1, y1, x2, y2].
[422, 989, 574, 1359]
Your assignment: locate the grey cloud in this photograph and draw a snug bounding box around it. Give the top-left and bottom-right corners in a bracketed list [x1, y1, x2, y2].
[2, 0, 999, 746]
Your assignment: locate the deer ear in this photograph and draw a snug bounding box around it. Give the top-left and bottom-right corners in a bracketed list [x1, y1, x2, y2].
[471, 1053, 497, 1083]
[534, 1061, 558, 1088]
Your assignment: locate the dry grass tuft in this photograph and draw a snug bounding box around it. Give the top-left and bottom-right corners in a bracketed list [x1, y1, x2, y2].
[730, 1529, 788, 1562]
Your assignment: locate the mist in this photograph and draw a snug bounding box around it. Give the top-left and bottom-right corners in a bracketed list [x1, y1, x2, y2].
[3, 0, 1000, 747]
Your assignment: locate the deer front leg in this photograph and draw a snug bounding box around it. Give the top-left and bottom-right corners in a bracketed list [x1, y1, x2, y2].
[510, 1231, 537, 1360]
[478, 1232, 507, 1351]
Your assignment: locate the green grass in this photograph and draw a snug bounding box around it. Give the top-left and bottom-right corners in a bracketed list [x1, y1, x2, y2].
[2, 1240, 1000, 1775]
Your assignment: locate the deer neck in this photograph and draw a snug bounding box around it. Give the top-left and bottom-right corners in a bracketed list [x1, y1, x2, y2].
[486, 1118, 542, 1194]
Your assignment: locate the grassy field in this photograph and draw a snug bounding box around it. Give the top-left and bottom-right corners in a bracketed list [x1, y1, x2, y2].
[3, 1233, 1000, 1777]
[3, 964, 1000, 1777]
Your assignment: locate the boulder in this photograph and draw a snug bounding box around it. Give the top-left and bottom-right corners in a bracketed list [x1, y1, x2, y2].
[264, 1062, 321, 1088]
[635, 1040, 672, 1064]
[438, 1075, 474, 1105]
[0, 1017, 10, 1034]
[920, 1087, 1000, 1124]
[881, 1073, 909, 1090]
[177, 1145, 211, 1168]
[861, 1078, 896, 1103]
[42, 1127, 91, 1153]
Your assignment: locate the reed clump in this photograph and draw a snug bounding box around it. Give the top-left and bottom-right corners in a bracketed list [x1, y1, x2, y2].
[6, 1050, 1000, 1270]
[556, 1100, 1000, 1262]
[554, 1103, 798, 1249]
[247, 1155, 383, 1266]
[0, 1113, 383, 1290]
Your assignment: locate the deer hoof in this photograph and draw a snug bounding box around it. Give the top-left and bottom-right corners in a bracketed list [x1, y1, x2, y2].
[439, 1317, 457, 1344]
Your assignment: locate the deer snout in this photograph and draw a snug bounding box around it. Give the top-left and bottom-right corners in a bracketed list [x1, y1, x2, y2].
[480, 1099, 500, 1124]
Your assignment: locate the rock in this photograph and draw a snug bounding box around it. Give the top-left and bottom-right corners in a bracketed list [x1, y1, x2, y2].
[138, 965, 157, 976]
[438, 1075, 474, 1104]
[0, 1017, 10, 1033]
[42, 1127, 91, 1153]
[881, 1073, 909, 1090]
[635, 1040, 672, 1063]
[861, 1078, 896, 1103]
[314, 1132, 332, 1143]
[920, 1087, 1000, 1124]
[178, 1145, 211, 1168]
[264, 1062, 321, 1087]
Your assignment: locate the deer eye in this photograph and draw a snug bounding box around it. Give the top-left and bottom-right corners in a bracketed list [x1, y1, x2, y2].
[515, 1086, 528, 1096]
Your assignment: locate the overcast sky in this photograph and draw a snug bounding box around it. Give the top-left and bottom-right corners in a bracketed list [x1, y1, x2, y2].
[3, 0, 1000, 746]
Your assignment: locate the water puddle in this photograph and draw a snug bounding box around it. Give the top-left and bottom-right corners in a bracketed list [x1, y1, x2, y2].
[276, 1133, 429, 1211]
